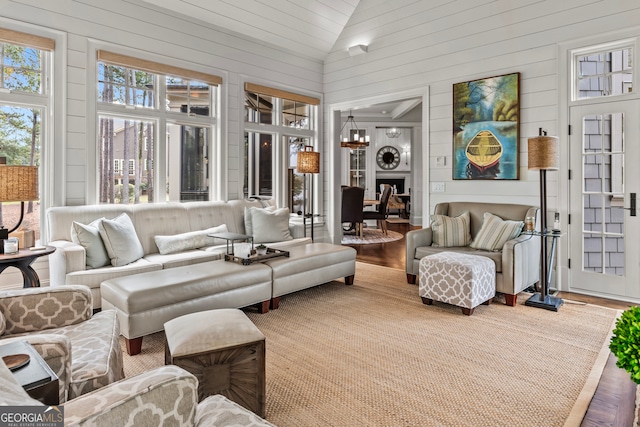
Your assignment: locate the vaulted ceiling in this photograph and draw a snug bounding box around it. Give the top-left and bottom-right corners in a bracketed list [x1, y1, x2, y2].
[140, 0, 421, 119]
[141, 0, 361, 61]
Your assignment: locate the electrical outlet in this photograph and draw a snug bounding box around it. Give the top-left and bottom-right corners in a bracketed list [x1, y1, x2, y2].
[431, 182, 445, 192]
[436, 156, 446, 167]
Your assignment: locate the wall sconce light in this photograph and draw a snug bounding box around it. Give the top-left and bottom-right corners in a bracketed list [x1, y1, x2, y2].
[402, 146, 411, 165]
[348, 44, 368, 57]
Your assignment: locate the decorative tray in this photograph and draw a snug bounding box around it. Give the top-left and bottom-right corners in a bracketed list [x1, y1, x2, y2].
[224, 248, 290, 265]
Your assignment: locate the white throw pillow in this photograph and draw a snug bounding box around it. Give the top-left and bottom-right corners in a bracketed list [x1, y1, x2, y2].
[430, 211, 471, 247]
[98, 213, 145, 266]
[245, 207, 292, 244]
[70, 218, 110, 269]
[470, 212, 524, 252]
[244, 206, 275, 237]
[154, 224, 229, 255]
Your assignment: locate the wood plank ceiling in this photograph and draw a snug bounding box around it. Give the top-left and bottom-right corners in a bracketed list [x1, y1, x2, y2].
[140, 0, 361, 61]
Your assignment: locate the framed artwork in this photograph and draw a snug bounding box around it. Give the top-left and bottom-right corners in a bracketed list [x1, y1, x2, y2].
[452, 72, 520, 180]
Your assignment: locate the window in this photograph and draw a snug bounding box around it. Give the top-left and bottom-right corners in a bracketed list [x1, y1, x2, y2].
[243, 82, 319, 210]
[96, 50, 221, 204]
[0, 29, 54, 242]
[573, 42, 633, 100]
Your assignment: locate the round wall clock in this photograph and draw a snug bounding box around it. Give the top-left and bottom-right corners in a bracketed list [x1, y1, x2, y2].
[376, 145, 401, 170]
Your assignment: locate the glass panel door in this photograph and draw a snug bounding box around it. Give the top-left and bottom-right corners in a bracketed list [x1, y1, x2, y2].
[569, 100, 640, 299]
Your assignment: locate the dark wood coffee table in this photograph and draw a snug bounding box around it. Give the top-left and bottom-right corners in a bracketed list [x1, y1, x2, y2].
[0, 340, 59, 405]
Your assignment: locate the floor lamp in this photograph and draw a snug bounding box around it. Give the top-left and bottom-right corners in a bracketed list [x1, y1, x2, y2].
[525, 129, 564, 311]
[297, 146, 320, 241]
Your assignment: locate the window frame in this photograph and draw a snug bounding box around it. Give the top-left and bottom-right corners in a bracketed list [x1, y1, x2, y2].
[571, 38, 636, 102]
[243, 80, 320, 210]
[0, 22, 65, 245]
[89, 43, 222, 204]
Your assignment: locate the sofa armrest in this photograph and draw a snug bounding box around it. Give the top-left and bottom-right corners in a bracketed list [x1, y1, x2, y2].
[63, 365, 198, 426]
[405, 228, 433, 274]
[48, 240, 87, 286]
[1, 334, 72, 403]
[196, 394, 276, 427]
[501, 233, 541, 295]
[0, 285, 92, 335]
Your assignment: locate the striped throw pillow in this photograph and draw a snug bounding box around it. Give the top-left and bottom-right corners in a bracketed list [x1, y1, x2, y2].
[430, 211, 471, 247]
[470, 212, 524, 252]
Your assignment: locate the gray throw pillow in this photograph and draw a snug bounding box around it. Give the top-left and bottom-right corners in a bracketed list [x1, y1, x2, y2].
[70, 218, 110, 269]
[98, 213, 145, 266]
[245, 207, 292, 244]
[470, 212, 524, 252]
[430, 211, 471, 247]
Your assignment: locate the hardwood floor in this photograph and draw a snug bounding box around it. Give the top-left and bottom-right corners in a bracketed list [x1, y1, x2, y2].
[344, 221, 636, 427]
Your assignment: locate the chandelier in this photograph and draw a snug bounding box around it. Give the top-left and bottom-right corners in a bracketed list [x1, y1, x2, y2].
[386, 127, 401, 138]
[340, 112, 369, 149]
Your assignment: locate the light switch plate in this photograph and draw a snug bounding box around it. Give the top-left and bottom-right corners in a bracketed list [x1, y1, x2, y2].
[431, 182, 445, 192]
[436, 156, 446, 167]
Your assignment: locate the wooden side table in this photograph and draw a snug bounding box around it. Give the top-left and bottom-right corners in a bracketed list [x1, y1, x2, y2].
[0, 340, 59, 405]
[0, 246, 55, 288]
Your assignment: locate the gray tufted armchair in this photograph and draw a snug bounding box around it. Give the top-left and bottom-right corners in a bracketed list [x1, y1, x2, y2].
[0, 285, 124, 403]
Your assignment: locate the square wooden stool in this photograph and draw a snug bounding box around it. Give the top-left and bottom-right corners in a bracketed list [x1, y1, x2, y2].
[164, 309, 266, 417]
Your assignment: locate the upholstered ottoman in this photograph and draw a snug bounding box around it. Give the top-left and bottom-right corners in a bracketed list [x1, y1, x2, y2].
[101, 259, 272, 355]
[418, 252, 495, 315]
[164, 309, 266, 417]
[265, 242, 357, 309]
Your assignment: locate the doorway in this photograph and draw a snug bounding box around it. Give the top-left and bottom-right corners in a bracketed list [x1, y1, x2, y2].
[568, 99, 640, 300]
[328, 88, 428, 244]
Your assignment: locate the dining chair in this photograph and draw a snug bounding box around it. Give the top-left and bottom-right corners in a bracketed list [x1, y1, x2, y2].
[341, 186, 365, 237]
[363, 185, 392, 235]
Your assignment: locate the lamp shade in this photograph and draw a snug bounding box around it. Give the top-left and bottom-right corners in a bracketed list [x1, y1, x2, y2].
[297, 147, 320, 174]
[528, 136, 559, 170]
[0, 165, 39, 202]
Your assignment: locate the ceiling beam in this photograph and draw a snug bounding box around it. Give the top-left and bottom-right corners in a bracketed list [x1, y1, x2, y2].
[391, 99, 422, 120]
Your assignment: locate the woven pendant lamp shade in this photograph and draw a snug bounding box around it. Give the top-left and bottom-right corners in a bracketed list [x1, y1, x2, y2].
[297, 147, 320, 174]
[528, 136, 559, 170]
[0, 165, 39, 202]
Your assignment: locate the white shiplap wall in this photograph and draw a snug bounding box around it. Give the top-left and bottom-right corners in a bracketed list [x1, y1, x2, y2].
[0, 0, 323, 289]
[324, 0, 640, 216]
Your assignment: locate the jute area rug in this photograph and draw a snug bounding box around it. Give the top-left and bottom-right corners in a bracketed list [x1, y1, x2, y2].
[341, 229, 403, 245]
[121, 262, 618, 427]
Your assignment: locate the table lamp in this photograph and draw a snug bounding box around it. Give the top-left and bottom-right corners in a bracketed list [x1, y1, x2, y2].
[525, 129, 563, 311]
[0, 159, 39, 254]
[297, 146, 320, 240]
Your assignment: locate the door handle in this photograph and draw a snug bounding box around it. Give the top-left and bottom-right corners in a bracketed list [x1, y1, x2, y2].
[622, 193, 636, 216]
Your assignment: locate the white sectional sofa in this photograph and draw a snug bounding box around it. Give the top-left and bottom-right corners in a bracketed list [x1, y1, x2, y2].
[46, 198, 311, 309]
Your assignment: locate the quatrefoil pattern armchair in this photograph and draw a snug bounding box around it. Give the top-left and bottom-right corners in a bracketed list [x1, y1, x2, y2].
[0, 285, 124, 402]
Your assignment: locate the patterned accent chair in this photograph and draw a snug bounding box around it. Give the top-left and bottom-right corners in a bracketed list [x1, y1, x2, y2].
[0, 361, 276, 426]
[0, 285, 124, 403]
